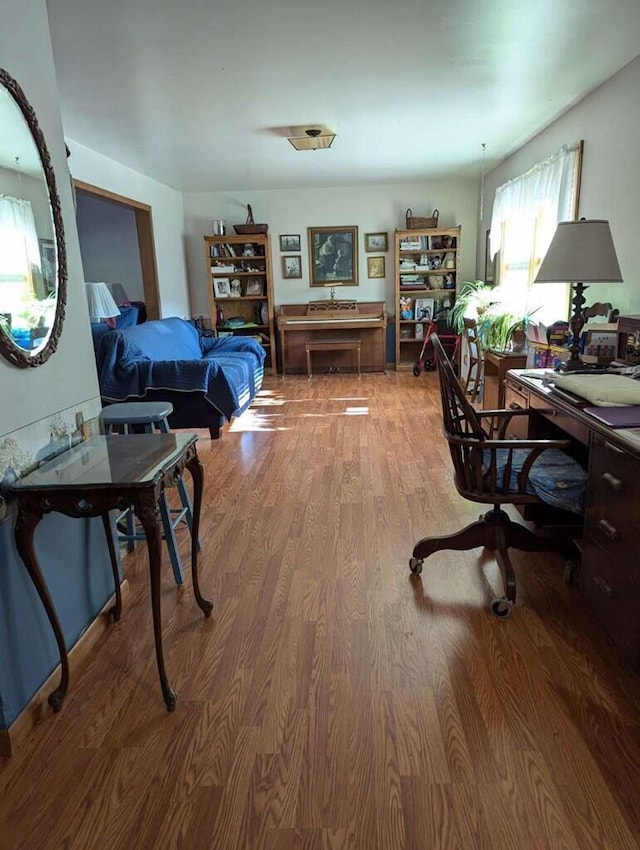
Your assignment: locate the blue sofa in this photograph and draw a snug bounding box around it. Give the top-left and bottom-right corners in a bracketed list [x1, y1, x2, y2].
[96, 317, 266, 438]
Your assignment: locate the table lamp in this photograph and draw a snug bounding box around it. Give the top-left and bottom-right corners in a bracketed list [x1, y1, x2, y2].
[533, 219, 622, 371]
[86, 281, 121, 327]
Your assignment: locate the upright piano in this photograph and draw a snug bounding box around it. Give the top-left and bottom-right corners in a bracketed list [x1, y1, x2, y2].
[277, 300, 387, 375]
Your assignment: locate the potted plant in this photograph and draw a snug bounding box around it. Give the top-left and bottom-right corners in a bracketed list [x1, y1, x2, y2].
[450, 280, 537, 352]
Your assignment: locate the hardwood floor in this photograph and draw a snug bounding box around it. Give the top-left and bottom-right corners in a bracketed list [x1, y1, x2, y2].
[2, 372, 640, 849]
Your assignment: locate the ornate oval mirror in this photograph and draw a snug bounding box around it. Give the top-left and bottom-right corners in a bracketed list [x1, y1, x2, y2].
[0, 68, 67, 367]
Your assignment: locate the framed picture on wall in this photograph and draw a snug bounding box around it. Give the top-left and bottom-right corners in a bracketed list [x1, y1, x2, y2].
[308, 226, 358, 287]
[279, 234, 301, 252]
[365, 232, 388, 252]
[281, 255, 302, 279]
[367, 256, 385, 278]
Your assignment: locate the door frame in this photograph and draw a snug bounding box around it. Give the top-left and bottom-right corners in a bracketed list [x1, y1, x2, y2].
[74, 180, 161, 320]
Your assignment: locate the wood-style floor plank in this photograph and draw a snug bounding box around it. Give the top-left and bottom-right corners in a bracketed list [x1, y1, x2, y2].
[2, 372, 640, 849]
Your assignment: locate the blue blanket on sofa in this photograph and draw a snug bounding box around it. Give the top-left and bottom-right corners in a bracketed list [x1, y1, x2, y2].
[97, 317, 266, 420]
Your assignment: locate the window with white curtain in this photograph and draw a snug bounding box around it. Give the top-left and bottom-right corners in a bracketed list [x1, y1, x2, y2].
[0, 194, 41, 316]
[488, 143, 582, 327]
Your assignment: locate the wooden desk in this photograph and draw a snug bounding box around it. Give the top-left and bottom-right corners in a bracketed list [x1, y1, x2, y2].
[277, 301, 386, 375]
[10, 434, 211, 712]
[482, 349, 527, 409]
[505, 370, 640, 668]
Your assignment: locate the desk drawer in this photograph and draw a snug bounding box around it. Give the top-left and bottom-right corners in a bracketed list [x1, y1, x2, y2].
[582, 539, 640, 668]
[586, 436, 640, 561]
[503, 385, 529, 440]
[528, 392, 590, 445]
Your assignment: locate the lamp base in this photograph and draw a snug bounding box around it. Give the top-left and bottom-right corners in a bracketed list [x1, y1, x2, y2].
[558, 355, 593, 373]
[557, 281, 589, 373]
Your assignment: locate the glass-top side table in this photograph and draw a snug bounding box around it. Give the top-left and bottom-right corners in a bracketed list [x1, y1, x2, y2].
[10, 434, 212, 712]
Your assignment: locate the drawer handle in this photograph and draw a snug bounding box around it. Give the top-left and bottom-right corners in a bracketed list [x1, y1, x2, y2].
[601, 471, 624, 492]
[593, 575, 614, 599]
[597, 518, 620, 541]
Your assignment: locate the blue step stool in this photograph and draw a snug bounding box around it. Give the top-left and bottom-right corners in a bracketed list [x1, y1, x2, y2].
[99, 401, 201, 585]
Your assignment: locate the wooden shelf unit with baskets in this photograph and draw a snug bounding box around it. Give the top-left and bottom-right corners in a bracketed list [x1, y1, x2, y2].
[394, 226, 461, 370]
[204, 233, 276, 372]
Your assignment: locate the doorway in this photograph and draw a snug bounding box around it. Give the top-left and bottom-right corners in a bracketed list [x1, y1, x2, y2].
[74, 180, 160, 319]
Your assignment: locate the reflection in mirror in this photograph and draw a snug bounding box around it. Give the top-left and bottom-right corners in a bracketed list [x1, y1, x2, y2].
[0, 69, 67, 367]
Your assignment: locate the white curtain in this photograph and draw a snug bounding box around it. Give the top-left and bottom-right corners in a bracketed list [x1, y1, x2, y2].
[487, 144, 580, 325]
[489, 144, 579, 261]
[0, 194, 40, 274]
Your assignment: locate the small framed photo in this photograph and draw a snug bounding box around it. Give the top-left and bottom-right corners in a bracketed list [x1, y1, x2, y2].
[280, 234, 301, 252]
[414, 297, 434, 322]
[281, 255, 302, 279]
[367, 256, 385, 278]
[213, 278, 230, 297]
[245, 278, 264, 296]
[415, 322, 424, 340]
[230, 278, 242, 296]
[365, 232, 388, 252]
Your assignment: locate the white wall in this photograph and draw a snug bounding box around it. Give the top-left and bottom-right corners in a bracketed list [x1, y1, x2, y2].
[68, 142, 190, 319]
[0, 0, 100, 440]
[183, 181, 479, 319]
[481, 55, 640, 315]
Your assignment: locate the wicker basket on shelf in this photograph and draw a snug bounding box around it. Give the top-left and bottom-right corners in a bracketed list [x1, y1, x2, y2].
[405, 208, 439, 229]
[233, 204, 268, 235]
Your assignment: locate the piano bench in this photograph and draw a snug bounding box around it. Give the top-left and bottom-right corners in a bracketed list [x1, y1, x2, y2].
[305, 339, 361, 378]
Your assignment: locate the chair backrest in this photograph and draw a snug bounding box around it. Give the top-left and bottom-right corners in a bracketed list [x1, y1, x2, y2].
[432, 334, 485, 440]
[463, 317, 482, 362]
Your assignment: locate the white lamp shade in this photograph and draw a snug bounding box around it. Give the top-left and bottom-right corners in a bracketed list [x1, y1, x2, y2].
[86, 281, 121, 320]
[534, 219, 623, 284]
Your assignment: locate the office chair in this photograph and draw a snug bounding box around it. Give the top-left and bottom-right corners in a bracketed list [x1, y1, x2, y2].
[409, 334, 587, 617]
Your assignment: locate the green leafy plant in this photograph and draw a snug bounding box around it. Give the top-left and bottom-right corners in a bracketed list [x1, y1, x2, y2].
[450, 280, 537, 351]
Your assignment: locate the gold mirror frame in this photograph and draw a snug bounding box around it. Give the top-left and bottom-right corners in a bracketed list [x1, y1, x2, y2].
[0, 68, 67, 368]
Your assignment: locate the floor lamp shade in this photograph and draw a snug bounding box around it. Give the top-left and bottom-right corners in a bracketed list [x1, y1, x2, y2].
[86, 282, 121, 320]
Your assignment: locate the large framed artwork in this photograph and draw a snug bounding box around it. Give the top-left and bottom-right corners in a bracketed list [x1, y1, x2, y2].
[307, 226, 358, 287]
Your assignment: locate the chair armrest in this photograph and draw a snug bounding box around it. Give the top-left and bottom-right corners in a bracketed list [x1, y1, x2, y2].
[478, 408, 534, 439]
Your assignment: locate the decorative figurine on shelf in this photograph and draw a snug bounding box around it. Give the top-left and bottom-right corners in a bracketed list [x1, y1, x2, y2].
[399, 295, 414, 320]
[216, 304, 225, 326]
[242, 243, 255, 257]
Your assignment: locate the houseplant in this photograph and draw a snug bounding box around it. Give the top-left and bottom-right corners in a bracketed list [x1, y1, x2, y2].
[450, 280, 536, 352]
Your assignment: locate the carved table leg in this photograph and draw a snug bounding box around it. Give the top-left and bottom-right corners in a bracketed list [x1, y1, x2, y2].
[185, 451, 213, 618]
[135, 491, 177, 712]
[101, 512, 122, 621]
[15, 507, 69, 712]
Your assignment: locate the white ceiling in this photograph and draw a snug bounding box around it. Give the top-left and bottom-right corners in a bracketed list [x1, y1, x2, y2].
[45, 0, 640, 193]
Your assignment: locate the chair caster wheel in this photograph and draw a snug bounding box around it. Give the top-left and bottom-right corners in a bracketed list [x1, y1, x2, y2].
[412, 365, 421, 377]
[490, 597, 514, 618]
[409, 557, 423, 575]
